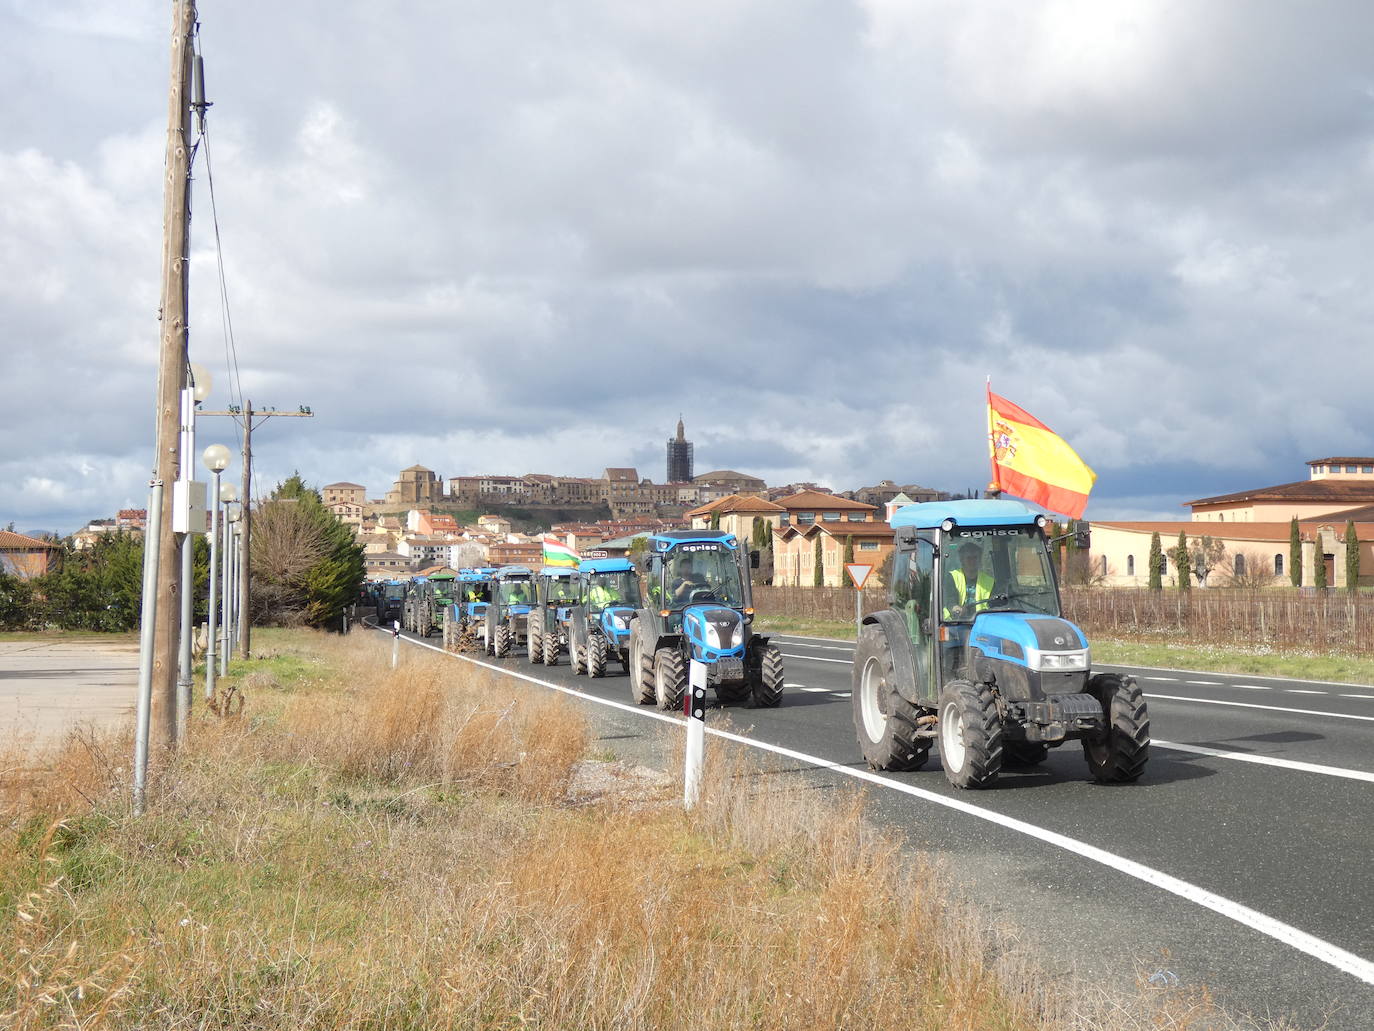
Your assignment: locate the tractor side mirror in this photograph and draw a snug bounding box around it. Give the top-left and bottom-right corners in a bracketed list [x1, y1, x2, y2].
[1074, 521, 1091, 550]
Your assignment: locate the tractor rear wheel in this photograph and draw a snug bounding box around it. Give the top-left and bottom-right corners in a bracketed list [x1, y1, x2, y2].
[751, 644, 784, 708]
[938, 680, 1003, 788]
[527, 622, 543, 665]
[493, 623, 511, 658]
[542, 629, 559, 666]
[628, 630, 654, 704]
[571, 635, 586, 675]
[716, 682, 750, 703]
[1083, 674, 1150, 782]
[1005, 742, 1049, 766]
[654, 648, 686, 710]
[588, 634, 608, 678]
[852, 626, 930, 771]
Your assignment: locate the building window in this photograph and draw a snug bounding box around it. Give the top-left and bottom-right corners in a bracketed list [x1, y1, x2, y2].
[1100, 555, 1107, 576]
[1364, 467, 1373, 474]
[823, 512, 840, 522]
[1127, 555, 1135, 576]
[797, 512, 815, 525]
[847, 512, 866, 521]
[1159, 553, 1169, 577]
[859, 541, 878, 551]
[1348, 465, 1359, 473]
[1274, 554, 1284, 576]
[1234, 554, 1246, 576]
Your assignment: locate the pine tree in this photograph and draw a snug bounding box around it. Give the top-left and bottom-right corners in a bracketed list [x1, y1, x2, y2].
[1313, 532, 1327, 590]
[254, 477, 366, 628]
[1345, 520, 1360, 593]
[1289, 518, 1302, 587]
[812, 535, 825, 587]
[1147, 531, 1162, 590]
[1174, 531, 1191, 591]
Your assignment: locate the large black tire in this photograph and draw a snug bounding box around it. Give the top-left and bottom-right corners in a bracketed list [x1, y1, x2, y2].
[716, 681, 751, 703]
[751, 644, 784, 708]
[570, 634, 586, 675]
[542, 628, 559, 666]
[852, 626, 930, 771]
[654, 648, 687, 711]
[1005, 742, 1049, 766]
[493, 623, 511, 658]
[588, 634, 608, 678]
[527, 620, 543, 665]
[629, 630, 655, 704]
[1083, 674, 1150, 783]
[938, 679, 1003, 788]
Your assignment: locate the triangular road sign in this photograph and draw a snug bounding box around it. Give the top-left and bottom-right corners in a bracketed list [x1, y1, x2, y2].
[844, 563, 873, 590]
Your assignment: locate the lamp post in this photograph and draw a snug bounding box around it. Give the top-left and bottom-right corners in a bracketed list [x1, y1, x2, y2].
[176, 364, 213, 739]
[202, 444, 231, 703]
[220, 486, 240, 678]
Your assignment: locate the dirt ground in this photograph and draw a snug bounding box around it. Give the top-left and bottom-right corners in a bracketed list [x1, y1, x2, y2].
[0, 638, 138, 754]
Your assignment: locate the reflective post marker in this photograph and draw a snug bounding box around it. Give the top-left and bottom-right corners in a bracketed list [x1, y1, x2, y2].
[684, 658, 707, 809]
[392, 620, 401, 668]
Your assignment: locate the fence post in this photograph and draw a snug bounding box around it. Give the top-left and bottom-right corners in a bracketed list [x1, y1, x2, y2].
[684, 659, 706, 809]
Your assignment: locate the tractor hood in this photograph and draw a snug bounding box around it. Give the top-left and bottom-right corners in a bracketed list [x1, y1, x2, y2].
[682, 605, 747, 662]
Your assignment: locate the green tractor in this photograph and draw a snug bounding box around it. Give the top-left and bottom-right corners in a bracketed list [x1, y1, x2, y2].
[853, 500, 1148, 788]
[527, 566, 583, 667]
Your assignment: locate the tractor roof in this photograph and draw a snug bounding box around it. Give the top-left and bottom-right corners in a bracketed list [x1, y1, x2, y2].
[890, 499, 1043, 530]
[650, 529, 738, 550]
[537, 565, 582, 578]
[580, 557, 635, 574]
[494, 565, 533, 579]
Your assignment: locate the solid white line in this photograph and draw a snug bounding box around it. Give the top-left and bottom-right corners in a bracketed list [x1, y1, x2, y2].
[1146, 694, 1374, 723]
[772, 633, 854, 646]
[832, 691, 852, 698]
[1185, 680, 1221, 685]
[1144, 676, 1179, 681]
[383, 627, 1374, 986]
[775, 641, 855, 653]
[1153, 740, 1374, 784]
[1233, 685, 1271, 691]
[1286, 689, 1326, 695]
[1097, 661, 1374, 691]
[1339, 694, 1374, 701]
[800, 686, 830, 693]
[780, 653, 853, 665]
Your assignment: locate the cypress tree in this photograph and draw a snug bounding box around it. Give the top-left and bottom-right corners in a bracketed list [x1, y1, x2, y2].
[843, 535, 855, 566]
[1147, 532, 1162, 591]
[1313, 532, 1327, 590]
[812, 534, 825, 587]
[1174, 531, 1191, 591]
[709, 509, 721, 531]
[1289, 518, 1302, 587]
[1345, 520, 1360, 592]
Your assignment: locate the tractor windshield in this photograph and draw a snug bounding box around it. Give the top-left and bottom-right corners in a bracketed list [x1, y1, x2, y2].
[460, 581, 492, 603]
[498, 579, 532, 607]
[941, 528, 1059, 622]
[383, 584, 405, 602]
[587, 571, 642, 611]
[663, 544, 743, 608]
[541, 576, 579, 604]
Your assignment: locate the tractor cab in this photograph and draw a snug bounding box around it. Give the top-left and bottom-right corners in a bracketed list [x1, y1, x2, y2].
[854, 500, 1148, 788]
[483, 566, 534, 657]
[528, 566, 584, 666]
[569, 558, 644, 677]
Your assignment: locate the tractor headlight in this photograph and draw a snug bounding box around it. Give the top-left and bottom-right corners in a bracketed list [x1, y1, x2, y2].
[609, 614, 628, 630]
[704, 623, 722, 649]
[1027, 649, 1089, 671]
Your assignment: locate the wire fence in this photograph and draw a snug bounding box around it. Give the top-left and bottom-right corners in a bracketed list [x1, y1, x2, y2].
[754, 584, 1374, 654]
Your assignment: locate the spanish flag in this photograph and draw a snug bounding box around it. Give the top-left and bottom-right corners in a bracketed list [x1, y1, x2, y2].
[987, 387, 1096, 519]
[542, 536, 580, 569]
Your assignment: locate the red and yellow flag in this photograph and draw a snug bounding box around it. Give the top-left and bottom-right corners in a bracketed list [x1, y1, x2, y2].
[987, 388, 1096, 519]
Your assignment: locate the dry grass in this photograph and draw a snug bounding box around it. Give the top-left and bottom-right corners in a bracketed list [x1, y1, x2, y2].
[0, 631, 1291, 1030]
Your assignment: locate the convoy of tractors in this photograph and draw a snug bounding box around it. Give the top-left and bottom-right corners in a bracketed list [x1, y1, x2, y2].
[366, 503, 1150, 789]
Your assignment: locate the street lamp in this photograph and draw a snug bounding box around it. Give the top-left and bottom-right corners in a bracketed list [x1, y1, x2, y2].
[202, 443, 231, 703]
[175, 364, 214, 738]
[219, 483, 239, 678]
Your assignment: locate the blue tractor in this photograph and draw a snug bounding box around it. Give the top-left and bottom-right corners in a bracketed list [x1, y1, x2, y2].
[626, 530, 784, 709]
[569, 557, 643, 678]
[852, 500, 1149, 788]
[527, 566, 583, 667]
[445, 568, 496, 651]
[376, 579, 407, 627]
[481, 566, 535, 658]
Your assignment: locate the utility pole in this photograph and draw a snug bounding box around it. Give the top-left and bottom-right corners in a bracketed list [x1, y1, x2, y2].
[149, 0, 197, 752]
[200, 401, 314, 658]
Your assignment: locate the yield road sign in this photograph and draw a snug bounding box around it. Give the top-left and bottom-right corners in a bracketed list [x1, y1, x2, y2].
[845, 563, 873, 590]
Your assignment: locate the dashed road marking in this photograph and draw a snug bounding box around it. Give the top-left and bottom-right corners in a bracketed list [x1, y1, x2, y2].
[1286, 689, 1326, 695]
[1340, 694, 1374, 701]
[1186, 680, 1222, 685]
[780, 653, 853, 665]
[1233, 684, 1271, 690]
[1146, 694, 1374, 723]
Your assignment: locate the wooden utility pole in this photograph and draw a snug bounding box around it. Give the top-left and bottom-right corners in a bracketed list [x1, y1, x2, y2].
[151, 0, 197, 750]
[200, 401, 314, 659]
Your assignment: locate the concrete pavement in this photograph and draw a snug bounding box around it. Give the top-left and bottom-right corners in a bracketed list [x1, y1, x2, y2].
[0, 637, 138, 754]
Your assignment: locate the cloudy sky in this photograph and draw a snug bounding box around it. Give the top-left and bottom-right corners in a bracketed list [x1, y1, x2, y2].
[4, 0, 1372, 534]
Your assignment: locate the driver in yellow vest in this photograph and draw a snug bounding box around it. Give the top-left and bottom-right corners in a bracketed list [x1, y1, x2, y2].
[944, 542, 994, 621]
[588, 580, 620, 608]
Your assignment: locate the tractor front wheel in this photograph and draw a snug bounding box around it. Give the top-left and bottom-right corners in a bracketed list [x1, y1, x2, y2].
[588, 634, 608, 678]
[751, 644, 784, 708]
[654, 648, 686, 710]
[493, 623, 511, 658]
[1083, 674, 1150, 783]
[542, 629, 559, 666]
[628, 630, 654, 704]
[938, 680, 1003, 788]
[852, 626, 929, 771]
[527, 622, 543, 665]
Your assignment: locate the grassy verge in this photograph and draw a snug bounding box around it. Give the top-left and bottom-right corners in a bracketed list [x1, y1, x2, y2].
[1, 630, 1272, 1029]
[755, 615, 858, 640]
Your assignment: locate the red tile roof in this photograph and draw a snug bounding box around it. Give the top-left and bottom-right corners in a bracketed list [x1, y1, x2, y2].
[775, 490, 876, 511]
[686, 494, 786, 518]
[0, 530, 60, 550]
[1187, 479, 1374, 507]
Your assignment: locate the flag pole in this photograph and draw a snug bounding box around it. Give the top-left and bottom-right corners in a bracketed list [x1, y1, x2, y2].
[985, 377, 1002, 499]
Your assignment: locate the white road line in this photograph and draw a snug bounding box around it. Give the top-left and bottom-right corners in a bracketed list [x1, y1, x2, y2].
[1145, 676, 1179, 681]
[385, 627, 1374, 987]
[1286, 689, 1326, 695]
[1340, 694, 1374, 701]
[799, 686, 830, 693]
[1186, 680, 1222, 685]
[1146, 694, 1374, 723]
[774, 641, 854, 653]
[832, 691, 852, 698]
[780, 653, 853, 665]
[1097, 661, 1374, 690]
[773, 634, 854, 646]
[1233, 685, 1271, 690]
[784, 682, 807, 689]
[1153, 741, 1374, 784]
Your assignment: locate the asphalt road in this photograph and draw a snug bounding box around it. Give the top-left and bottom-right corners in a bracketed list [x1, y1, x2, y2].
[390, 625, 1374, 1031]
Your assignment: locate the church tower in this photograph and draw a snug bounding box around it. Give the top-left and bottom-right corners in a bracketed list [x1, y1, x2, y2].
[666, 416, 694, 483]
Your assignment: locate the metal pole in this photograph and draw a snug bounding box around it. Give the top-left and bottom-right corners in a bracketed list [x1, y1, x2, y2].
[221, 514, 235, 677]
[684, 658, 706, 809]
[855, 582, 862, 638]
[175, 387, 196, 739]
[205, 470, 221, 701]
[134, 480, 166, 816]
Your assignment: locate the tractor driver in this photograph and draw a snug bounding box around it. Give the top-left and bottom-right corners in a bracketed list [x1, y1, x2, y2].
[588, 578, 621, 608]
[943, 541, 994, 622]
[670, 556, 708, 602]
[506, 581, 530, 606]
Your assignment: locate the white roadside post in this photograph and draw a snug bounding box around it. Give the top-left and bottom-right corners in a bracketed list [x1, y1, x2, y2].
[132, 479, 166, 816]
[219, 487, 240, 678]
[684, 658, 707, 809]
[392, 619, 401, 668]
[845, 562, 874, 635]
[201, 444, 231, 703]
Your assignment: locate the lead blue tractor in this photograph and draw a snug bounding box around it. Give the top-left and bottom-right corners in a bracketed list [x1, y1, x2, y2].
[569, 557, 643, 678]
[626, 530, 783, 709]
[852, 500, 1149, 788]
